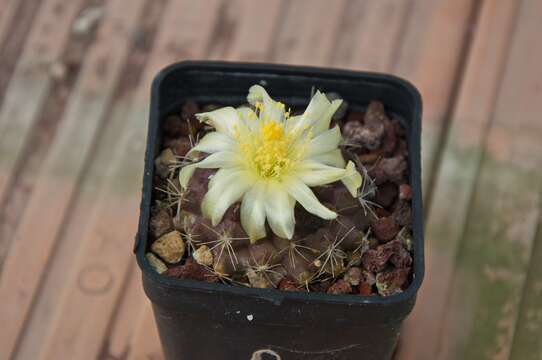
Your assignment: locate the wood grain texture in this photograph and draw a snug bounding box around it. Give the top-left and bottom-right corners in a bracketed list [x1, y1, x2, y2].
[272, 0, 348, 66]
[223, 0, 284, 62]
[437, 0, 542, 357]
[0, 0, 85, 204]
[0, 0, 21, 48]
[27, 1, 222, 359]
[509, 210, 542, 360]
[395, 0, 522, 359]
[393, 0, 477, 195]
[0, 0, 147, 357]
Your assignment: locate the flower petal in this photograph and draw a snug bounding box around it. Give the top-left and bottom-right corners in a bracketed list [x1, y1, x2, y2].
[195, 107, 246, 138]
[201, 168, 254, 226]
[236, 106, 259, 131]
[286, 91, 331, 135]
[305, 125, 342, 157]
[247, 85, 285, 123]
[179, 151, 241, 188]
[188, 132, 237, 156]
[341, 161, 363, 197]
[240, 181, 267, 241]
[312, 99, 343, 135]
[295, 160, 349, 187]
[308, 149, 346, 168]
[283, 176, 337, 220]
[264, 181, 295, 239]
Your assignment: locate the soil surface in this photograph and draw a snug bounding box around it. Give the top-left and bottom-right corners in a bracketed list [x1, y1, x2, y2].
[147, 96, 414, 297]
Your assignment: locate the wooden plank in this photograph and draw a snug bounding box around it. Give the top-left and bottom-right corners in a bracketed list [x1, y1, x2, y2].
[436, 0, 542, 357]
[22, 2, 222, 359]
[0, 0, 20, 48]
[395, 1, 522, 359]
[393, 0, 477, 195]
[0, 0, 85, 204]
[347, 0, 412, 72]
[0, 0, 148, 357]
[127, 302, 163, 360]
[223, 0, 284, 62]
[509, 212, 542, 360]
[107, 262, 149, 358]
[272, 0, 348, 66]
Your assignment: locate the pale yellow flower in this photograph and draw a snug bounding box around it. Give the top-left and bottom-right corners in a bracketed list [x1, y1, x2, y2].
[179, 85, 362, 242]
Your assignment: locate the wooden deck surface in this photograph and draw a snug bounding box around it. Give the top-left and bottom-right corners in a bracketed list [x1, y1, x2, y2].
[0, 0, 541, 359]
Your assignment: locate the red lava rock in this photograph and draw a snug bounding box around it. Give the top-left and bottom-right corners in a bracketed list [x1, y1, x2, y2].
[310, 280, 333, 293]
[369, 156, 408, 185]
[162, 115, 184, 136]
[362, 239, 406, 273]
[358, 282, 373, 296]
[381, 121, 398, 155]
[346, 111, 364, 124]
[149, 208, 173, 238]
[165, 259, 218, 283]
[359, 123, 385, 150]
[364, 101, 388, 125]
[389, 243, 413, 269]
[167, 137, 192, 157]
[326, 279, 352, 295]
[375, 182, 398, 208]
[375, 207, 391, 218]
[344, 267, 362, 286]
[372, 216, 400, 242]
[376, 267, 411, 296]
[342, 120, 365, 144]
[181, 100, 199, 119]
[399, 184, 412, 200]
[358, 152, 380, 164]
[362, 249, 388, 273]
[392, 201, 412, 227]
[183, 168, 215, 214]
[278, 278, 300, 292]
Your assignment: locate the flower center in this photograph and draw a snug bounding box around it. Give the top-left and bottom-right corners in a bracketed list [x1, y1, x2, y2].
[240, 120, 297, 179]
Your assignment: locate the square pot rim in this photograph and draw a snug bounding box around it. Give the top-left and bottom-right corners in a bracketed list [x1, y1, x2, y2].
[135, 60, 424, 307]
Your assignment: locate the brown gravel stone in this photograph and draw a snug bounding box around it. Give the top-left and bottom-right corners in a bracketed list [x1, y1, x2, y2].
[375, 182, 398, 208]
[372, 216, 400, 242]
[364, 101, 388, 125]
[167, 137, 192, 157]
[399, 184, 412, 200]
[369, 156, 408, 185]
[376, 267, 411, 296]
[343, 120, 365, 144]
[149, 207, 173, 238]
[327, 279, 352, 294]
[359, 122, 385, 150]
[151, 230, 185, 263]
[154, 148, 176, 178]
[392, 201, 412, 227]
[165, 259, 218, 282]
[278, 278, 301, 291]
[358, 282, 373, 296]
[346, 111, 364, 124]
[162, 115, 184, 136]
[344, 267, 362, 286]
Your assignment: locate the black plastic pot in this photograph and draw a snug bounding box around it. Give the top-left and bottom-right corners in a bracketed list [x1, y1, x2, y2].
[135, 61, 424, 360]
